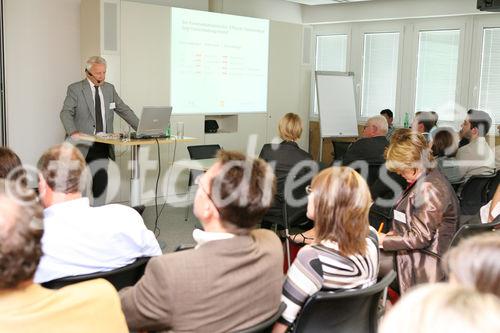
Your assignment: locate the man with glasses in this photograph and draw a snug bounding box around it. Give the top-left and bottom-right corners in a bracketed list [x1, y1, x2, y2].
[119, 150, 284, 333]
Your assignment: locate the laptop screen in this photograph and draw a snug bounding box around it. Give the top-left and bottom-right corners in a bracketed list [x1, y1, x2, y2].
[137, 106, 173, 137]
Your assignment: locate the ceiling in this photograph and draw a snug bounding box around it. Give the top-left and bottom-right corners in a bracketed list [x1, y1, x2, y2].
[285, 0, 374, 5]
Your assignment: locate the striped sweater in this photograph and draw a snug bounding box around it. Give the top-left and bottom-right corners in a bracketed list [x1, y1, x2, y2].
[279, 227, 380, 326]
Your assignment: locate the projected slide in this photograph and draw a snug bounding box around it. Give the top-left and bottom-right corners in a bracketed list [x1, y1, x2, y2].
[171, 8, 269, 114]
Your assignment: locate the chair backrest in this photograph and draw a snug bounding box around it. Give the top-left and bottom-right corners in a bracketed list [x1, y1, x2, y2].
[187, 144, 222, 160]
[331, 140, 351, 162]
[292, 270, 396, 333]
[449, 219, 500, 248]
[459, 174, 496, 215]
[234, 303, 287, 333]
[486, 170, 500, 202]
[41, 257, 151, 290]
[186, 144, 222, 186]
[262, 160, 317, 229]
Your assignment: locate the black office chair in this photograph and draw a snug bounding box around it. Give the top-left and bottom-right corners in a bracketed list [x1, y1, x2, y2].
[331, 140, 351, 163]
[185, 144, 222, 221]
[234, 303, 287, 333]
[486, 170, 500, 201]
[458, 173, 496, 215]
[41, 257, 151, 291]
[449, 218, 500, 248]
[132, 204, 146, 216]
[291, 270, 396, 333]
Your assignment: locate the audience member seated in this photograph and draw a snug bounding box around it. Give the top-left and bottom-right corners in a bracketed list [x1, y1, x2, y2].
[342, 115, 389, 166]
[455, 109, 495, 182]
[411, 111, 438, 142]
[119, 150, 284, 333]
[444, 233, 500, 297]
[379, 132, 459, 294]
[0, 146, 27, 185]
[495, 125, 500, 169]
[430, 127, 461, 183]
[34, 143, 161, 284]
[380, 109, 395, 141]
[379, 283, 500, 333]
[272, 167, 379, 333]
[480, 185, 500, 223]
[259, 113, 314, 229]
[342, 119, 407, 233]
[0, 179, 128, 333]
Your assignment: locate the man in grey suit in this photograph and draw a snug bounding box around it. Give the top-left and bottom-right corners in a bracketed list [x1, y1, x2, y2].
[60, 56, 139, 203]
[120, 150, 284, 333]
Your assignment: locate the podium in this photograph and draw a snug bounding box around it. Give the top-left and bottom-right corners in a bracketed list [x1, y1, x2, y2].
[79, 134, 196, 206]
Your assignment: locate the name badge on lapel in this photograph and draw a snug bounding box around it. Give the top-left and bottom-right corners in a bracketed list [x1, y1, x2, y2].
[393, 210, 407, 224]
[110, 102, 116, 109]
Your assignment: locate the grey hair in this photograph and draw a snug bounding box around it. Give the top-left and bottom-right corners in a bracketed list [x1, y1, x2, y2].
[367, 115, 388, 135]
[85, 56, 107, 71]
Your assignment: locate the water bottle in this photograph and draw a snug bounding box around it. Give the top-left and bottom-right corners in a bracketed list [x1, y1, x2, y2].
[403, 112, 410, 128]
[166, 123, 171, 137]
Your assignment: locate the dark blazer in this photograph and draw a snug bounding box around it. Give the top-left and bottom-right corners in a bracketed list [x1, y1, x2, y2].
[341, 136, 406, 228]
[342, 136, 389, 166]
[259, 141, 314, 225]
[119, 230, 284, 333]
[382, 168, 459, 293]
[60, 79, 139, 160]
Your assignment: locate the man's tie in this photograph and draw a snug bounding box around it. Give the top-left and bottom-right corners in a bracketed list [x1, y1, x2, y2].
[94, 85, 104, 132]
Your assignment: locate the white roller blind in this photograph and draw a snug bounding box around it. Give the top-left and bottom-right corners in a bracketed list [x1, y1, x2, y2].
[415, 30, 460, 121]
[313, 34, 348, 115]
[479, 28, 500, 124]
[361, 32, 399, 117]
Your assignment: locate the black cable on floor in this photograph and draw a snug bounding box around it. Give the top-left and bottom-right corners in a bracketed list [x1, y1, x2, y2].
[157, 137, 178, 226]
[153, 138, 161, 237]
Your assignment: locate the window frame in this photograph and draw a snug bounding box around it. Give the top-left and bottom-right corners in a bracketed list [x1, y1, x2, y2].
[409, 17, 471, 127]
[469, 15, 500, 125]
[351, 21, 405, 124]
[310, 24, 351, 120]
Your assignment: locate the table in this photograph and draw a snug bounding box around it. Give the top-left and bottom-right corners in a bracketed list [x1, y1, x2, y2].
[173, 158, 217, 172]
[78, 134, 196, 206]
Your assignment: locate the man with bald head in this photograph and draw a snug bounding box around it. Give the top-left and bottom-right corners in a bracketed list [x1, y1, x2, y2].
[343, 115, 389, 166]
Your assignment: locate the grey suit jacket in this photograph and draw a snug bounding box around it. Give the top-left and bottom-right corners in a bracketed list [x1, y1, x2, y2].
[60, 79, 139, 159]
[119, 229, 284, 333]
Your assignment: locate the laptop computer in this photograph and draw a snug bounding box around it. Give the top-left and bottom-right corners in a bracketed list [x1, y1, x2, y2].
[133, 106, 173, 139]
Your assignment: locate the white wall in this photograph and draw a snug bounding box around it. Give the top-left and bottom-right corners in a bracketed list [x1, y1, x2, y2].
[127, 0, 209, 11]
[4, 0, 81, 167]
[211, 0, 303, 24]
[302, 0, 484, 24]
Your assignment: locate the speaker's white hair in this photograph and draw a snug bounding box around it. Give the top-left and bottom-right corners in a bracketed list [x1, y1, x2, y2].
[85, 56, 107, 71]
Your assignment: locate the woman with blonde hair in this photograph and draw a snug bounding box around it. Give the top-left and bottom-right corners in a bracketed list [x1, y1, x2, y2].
[272, 167, 379, 333]
[379, 283, 500, 333]
[379, 130, 459, 293]
[259, 113, 315, 231]
[444, 233, 500, 297]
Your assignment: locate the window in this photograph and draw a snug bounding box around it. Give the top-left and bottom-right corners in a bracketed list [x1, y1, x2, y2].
[415, 30, 460, 121]
[361, 32, 400, 117]
[313, 34, 348, 115]
[479, 28, 500, 123]
[0, 0, 4, 145]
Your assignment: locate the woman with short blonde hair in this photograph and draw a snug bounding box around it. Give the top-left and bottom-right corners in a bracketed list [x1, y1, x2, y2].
[273, 167, 379, 333]
[278, 113, 303, 142]
[259, 113, 314, 230]
[379, 130, 459, 294]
